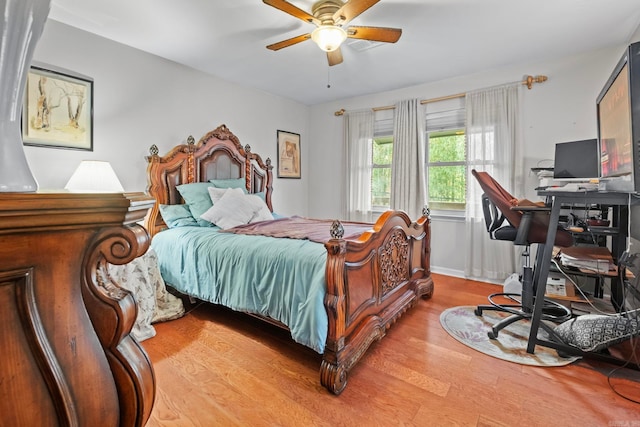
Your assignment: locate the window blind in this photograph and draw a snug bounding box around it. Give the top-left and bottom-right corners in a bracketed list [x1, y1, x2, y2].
[426, 108, 465, 132]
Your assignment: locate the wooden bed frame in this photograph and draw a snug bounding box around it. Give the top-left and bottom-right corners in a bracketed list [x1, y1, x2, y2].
[144, 124, 434, 394]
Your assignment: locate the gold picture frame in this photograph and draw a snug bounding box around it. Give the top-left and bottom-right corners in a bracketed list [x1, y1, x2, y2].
[22, 64, 93, 151]
[277, 130, 301, 179]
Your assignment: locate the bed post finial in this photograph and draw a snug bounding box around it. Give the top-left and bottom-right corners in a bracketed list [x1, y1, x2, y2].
[245, 144, 251, 153]
[149, 144, 159, 156]
[266, 158, 272, 168]
[187, 135, 195, 145]
[330, 220, 344, 239]
[422, 205, 430, 218]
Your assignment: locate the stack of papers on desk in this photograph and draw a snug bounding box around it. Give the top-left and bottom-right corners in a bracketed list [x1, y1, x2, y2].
[558, 246, 614, 274]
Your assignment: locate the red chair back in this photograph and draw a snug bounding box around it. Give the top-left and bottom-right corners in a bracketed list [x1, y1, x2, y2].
[471, 169, 573, 247]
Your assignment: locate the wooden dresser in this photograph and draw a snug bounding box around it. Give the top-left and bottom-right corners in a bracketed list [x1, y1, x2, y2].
[0, 192, 156, 426]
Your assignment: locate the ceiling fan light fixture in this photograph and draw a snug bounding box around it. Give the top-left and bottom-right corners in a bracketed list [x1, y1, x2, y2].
[311, 25, 347, 52]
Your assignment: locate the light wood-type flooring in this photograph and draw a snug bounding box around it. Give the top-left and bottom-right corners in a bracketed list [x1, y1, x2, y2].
[142, 273, 640, 426]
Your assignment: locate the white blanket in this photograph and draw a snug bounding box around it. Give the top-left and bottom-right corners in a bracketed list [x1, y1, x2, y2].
[108, 248, 185, 341]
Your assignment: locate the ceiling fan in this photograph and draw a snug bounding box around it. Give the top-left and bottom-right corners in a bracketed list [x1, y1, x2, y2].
[263, 0, 402, 66]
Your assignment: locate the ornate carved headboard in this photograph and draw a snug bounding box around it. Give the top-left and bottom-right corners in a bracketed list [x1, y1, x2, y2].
[144, 124, 273, 237]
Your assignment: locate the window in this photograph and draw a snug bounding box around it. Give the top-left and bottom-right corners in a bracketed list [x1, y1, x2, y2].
[371, 135, 392, 209]
[425, 101, 467, 212]
[369, 102, 467, 213]
[371, 109, 394, 211]
[426, 129, 466, 211]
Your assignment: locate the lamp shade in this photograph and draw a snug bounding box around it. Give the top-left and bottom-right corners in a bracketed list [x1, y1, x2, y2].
[311, 25, 347, 52]
[65, 160, 124, 192]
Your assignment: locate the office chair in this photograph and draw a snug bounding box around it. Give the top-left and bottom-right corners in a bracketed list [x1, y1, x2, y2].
[471, 169, 573, 339]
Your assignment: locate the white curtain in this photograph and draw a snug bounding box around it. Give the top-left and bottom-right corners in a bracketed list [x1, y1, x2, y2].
[343, 110, 374, 222]
[464, 84, 523, 280]
[390, 99, 427, 219]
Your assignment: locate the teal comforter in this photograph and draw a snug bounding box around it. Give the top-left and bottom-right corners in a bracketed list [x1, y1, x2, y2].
[151, 226, 328, 353]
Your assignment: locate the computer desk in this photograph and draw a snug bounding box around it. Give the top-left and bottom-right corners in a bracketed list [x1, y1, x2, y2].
[527, 189, 638, 356]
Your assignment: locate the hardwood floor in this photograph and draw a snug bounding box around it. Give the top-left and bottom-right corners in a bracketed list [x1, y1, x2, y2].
[142, 273, 640, 426]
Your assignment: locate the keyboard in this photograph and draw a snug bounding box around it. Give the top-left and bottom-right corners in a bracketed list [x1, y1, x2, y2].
[552, 183, 599, 192]
[586, 226, 619, 234]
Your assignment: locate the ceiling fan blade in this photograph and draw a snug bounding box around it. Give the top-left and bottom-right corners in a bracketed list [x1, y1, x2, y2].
[266, 33, 312, 51]
[333, 0, 380, 25]
[327, 48, 343, 66]
[263, 0, 320, 25]
[346, 26, 402, 43]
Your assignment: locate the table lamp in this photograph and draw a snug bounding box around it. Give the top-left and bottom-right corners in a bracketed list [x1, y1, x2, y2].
[65, 160, 124, 193]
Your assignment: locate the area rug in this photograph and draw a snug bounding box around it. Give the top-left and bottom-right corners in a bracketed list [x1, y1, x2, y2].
[440, 305, 580, 367]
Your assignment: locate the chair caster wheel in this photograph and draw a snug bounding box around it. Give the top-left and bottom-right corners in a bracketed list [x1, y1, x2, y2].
[488, 330, 498, 340]
[474, 308, 483, 316]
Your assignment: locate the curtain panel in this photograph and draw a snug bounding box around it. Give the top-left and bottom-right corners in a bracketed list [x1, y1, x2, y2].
[390, 99, 427, 220]
[464, 84, 523, 280]
[343, 110, 374, 222]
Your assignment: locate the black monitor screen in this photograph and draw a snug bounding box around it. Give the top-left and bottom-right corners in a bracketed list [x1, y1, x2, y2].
[553, 139, 599, 180]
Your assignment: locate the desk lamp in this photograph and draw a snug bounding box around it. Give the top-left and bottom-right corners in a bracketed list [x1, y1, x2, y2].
[65, 160, 124, 193]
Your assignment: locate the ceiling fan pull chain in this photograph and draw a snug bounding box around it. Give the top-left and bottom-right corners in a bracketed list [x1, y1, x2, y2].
[327, 67, 331, 89]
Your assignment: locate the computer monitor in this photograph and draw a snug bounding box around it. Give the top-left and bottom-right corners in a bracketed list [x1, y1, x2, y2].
[553, 139, 599, 181]
[596, 41, 640, 193]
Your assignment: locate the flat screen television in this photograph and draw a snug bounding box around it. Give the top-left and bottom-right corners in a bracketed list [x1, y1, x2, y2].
[553, 138, 599, 181]
[596, 41, 640, 193]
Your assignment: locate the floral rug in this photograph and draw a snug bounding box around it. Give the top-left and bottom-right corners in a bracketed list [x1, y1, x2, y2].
[440, 305, 580, 367]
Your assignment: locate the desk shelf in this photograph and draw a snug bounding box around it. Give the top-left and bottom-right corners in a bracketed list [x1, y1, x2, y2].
[550, 258, 615, 300]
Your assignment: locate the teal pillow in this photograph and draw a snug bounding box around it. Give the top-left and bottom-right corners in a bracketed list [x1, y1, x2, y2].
[159, 204, 198, 228]
[176, 182, 216, 227]
[209, 178, 248, 193]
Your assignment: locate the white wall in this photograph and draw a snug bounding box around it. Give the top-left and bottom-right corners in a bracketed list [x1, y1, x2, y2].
[25, 20, 310, 217]
[307, 45, 630, 277]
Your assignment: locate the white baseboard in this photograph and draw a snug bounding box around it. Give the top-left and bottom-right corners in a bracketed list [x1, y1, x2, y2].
[430, 266, 465, 278]
[430, 266, 503, 285]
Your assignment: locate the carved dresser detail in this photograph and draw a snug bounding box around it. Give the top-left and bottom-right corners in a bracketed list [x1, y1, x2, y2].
[0, 192, 156, 426]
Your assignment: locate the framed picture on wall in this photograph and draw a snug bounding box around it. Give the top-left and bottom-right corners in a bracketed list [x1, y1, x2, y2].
[277, 130, 301, 179]
[22, 64, 93, 151]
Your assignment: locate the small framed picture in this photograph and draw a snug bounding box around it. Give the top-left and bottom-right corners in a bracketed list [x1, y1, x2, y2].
[277, 130, 301, 179]
[22, 64, 93, 151]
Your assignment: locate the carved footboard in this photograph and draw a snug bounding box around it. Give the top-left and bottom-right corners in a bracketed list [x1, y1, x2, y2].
[321, 208, 433, 395]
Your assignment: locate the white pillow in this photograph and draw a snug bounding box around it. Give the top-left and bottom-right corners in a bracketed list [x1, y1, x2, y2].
[200, 188, 259, 229]
[207, 186, 242, 204]
[246, 194, 274, 223]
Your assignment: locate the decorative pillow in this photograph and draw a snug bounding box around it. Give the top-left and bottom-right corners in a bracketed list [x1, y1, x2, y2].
[200, 188, 259, 229]
[209, 178, 248, 193]
[158, 204, 198, 228]
[246, 194, 274, 223]
[176, 182, 218, 227]
[207, 186, 231, 204]
[554, 314, 639, 352]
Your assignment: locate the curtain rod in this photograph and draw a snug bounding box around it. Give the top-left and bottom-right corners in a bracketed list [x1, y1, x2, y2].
[334, 74, 548, 116]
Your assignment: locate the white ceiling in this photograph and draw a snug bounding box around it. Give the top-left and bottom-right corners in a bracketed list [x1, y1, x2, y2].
[49, 0, 640, 106]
